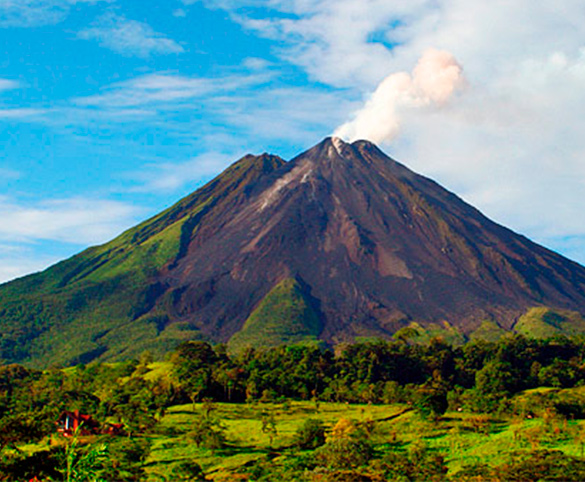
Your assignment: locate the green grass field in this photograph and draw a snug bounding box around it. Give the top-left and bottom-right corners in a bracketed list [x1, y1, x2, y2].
[140, 399, 585, 481]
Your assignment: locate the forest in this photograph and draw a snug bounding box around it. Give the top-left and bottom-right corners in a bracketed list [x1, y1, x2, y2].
[3, 335, 585, 480]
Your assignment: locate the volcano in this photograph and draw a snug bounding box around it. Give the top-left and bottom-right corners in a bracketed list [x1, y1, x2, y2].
[3, 137, 585, 366]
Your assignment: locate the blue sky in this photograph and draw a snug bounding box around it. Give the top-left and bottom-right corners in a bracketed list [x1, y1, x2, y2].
[2, 0, 585, 282]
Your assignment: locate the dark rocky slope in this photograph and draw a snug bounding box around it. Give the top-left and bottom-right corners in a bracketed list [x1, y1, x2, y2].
[2, 137, 585, 365]
[158, 137, 585, 345]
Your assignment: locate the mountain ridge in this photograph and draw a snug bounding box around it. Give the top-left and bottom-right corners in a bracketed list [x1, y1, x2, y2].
[2, 137, 585, 366]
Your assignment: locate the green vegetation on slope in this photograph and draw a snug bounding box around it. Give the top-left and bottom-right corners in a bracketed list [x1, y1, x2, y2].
[0, 208, 197, 367]
[393, 321, 466, 345]
[228, 278, 322, 353]
[469, 320, 509, 342]
[0, 154, 285, 367]
[515, 307, 585, 338]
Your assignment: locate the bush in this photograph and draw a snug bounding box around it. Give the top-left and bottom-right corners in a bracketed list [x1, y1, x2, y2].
[554, 399, 585, 419]
[171, 461, 206, 481]
[187, 415, 226, 450]
[0, 449, 61, 481]
[497, 450, 585, 481]
[99, 437, 150, 481]
[308, 468, 373, 481]
[370, 441, 447, 481]
[451, 462, 494, 481]
[412, 385, 448, 419]
[314, 419, 373, 469]
[294, 418, 326, 450]
[448, 449, 585, 482]
[244, 454, 315, 481]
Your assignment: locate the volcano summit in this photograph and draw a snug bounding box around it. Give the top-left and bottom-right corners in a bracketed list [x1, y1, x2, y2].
[3, 137, 585, 366]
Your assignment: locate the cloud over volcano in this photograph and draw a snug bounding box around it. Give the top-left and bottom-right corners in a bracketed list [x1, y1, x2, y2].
[335, 49, 466, 143]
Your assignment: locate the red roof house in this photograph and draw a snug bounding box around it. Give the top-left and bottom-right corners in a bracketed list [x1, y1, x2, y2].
[56, 410, 100, 437]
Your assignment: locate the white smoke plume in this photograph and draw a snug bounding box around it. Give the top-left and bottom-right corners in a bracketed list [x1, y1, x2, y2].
[334, 49, 466, 144]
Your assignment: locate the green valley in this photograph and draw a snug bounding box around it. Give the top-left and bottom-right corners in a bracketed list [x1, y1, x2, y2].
[4, 336, 585, 480]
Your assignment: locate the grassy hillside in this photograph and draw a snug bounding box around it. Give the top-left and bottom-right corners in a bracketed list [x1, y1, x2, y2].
[515, 307, 585, 338]
[392, 321, 467, 345]
[21, 398, 585, 481]
[228, 278, 322, 353]
[389, 310, 585, 347]
[469, 320, 509, 342]
[0, 154, 285, 367]
[147, 401, 407, 480]
[144, 395, 585, 480]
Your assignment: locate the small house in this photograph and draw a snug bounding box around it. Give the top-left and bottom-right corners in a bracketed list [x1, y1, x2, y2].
[56, 410, 100, 437]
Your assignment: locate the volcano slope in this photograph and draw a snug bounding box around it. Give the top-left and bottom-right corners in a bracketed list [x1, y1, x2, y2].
[3, 137, 585, 366]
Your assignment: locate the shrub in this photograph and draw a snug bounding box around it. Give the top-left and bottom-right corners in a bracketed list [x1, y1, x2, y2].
[497, 450, 585, 481]
[370, 441, 447, 482]
[314, 419, 373, 469]
[294, 418, 326, 450]
[187, 416, 226, 450]
[451, 462, 494, 481]
[171, 461, 206, 481]
[412, 385, 448, 419]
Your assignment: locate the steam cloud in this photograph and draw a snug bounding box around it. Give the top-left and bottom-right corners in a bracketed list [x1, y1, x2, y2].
[334, 49, 466, 144]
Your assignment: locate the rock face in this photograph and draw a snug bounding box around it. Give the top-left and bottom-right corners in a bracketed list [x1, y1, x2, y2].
[156, 137, 585, 344]
[3, 137, 585, 365]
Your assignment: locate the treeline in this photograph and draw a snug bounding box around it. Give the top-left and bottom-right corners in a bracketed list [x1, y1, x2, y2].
[2, 334, 585, 479]
[171, 335, 585, 413]
[4, 334, 585, 437]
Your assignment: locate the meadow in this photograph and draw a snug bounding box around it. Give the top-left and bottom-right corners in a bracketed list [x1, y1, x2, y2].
[5, 337, 585, 480]
[141, 396, 585, 480]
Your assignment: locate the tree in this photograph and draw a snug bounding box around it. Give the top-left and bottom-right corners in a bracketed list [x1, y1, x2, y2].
[371, 440, 447, 481]
[497, 450, 585, 481]
[261, 412, 278, 448]
[412, 384, 448, 420]
[481, 359, 517, 389]
[171, 341, 219, 405]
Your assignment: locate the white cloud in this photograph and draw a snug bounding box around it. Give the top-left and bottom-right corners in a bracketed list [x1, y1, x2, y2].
[0, 247, 61, 283]
[210, 86, 355, 142]
[0, 193, 142, 284]
[0, 196, 141, 244]
[48, 68, 348, 167]
[0, 79, 47, 119]
[75, 71, 273, 108]
[335, 49, 465, 144]
[0, 78, 47, 118]
[387, 49, 585, 253]
[229, 0, 435, 89]
[124, 86, 354, 194]
[78, 12, 184, 57]
[242, 57, 272, 71]
[0, 0, 110, 28]
[0, 78, 19, 90]
[204, 0, 585, 263]
[0, 108, 46, 118]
